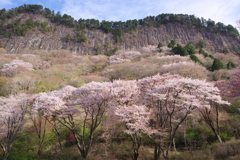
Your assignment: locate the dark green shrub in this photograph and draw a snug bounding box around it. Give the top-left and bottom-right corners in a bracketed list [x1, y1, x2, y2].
[211, 58, 226, 71]
[168, 40, 176, 48]
[157, 42, 163, 48]
[172, 44, 189, 56]
[185, 42, 196, 55]
[190, 54, 204, 65]
[227, 61, 236, 69]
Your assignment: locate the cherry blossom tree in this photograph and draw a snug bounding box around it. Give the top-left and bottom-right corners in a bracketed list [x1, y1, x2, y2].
[29, 92, 67, 157]
[114, 104, 155, 160]
[33, 82, 111, 159]
[67, 82, 111, 159]
[0, 93, 28, 160]
[102, 80, 140, 141]
[0, 59, 33, 77]
[136, 74, 181, 160]
[28, 85, 76, 157]
[107, 79, 152, 160]
[137, 75, 229, 160]
[111, 80, 139, 105]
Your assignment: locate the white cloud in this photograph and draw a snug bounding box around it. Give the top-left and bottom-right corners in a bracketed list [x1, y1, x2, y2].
[2, 0, 239, 27]
[143, 0, 240, 27]
[0, 0, 13, 8]
[61, 0, 115, 20]
[49, 0, 240, 27]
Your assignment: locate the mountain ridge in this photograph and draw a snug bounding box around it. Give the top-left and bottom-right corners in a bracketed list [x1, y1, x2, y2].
[0, 4, 239, 54]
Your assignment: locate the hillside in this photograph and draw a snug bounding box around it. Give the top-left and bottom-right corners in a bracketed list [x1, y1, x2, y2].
[1, 4, 240, 160]
[0, 4, 239, 54]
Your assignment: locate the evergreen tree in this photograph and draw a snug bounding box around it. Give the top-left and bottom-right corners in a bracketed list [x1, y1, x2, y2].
[157, 42, 163, 48]
[190, 54, 203, 65]
[199, 49, 209, 57]
[211, 58, 226, 71]
[172, 44, 189, 56]
[168, 40, 176, 48]
[185, 42, 196, 55]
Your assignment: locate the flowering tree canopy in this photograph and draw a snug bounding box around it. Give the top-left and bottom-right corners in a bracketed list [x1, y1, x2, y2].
[114, 104, 155, 160]
[137, 75, 230, 160]
[114, 104, 155, 136]
[0, 93, 28, 160]
[111, 80, 139, 105]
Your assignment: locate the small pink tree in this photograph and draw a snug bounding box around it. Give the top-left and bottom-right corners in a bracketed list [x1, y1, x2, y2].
[0, 93, 28, 160]
[29, 92, 67, 157]
[103, 80, 140, 140]
[115, 104, 155, 160]
[69, 82, 111, 158]
[29, 85, 76, 157]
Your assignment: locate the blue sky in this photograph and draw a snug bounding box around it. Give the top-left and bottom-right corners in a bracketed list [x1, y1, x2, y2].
[1, 0, 240, 28]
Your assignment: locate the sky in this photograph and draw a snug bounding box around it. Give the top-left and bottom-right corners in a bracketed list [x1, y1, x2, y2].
[1, 0, 240, 28]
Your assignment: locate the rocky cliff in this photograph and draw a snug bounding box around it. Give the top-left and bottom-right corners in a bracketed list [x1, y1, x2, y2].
[0, 13, 239, 55]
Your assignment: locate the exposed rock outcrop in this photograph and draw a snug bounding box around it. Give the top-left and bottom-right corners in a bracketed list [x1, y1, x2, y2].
[0, 14, 239, 55]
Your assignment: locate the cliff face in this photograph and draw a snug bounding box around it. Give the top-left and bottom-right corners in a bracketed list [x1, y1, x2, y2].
[0, 13, 239, 54]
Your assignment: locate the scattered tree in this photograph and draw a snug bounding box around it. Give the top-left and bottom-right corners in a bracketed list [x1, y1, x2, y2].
[157, 42, 163, 48]
[167, 40, 176, 48]
[115, 105, 154, 160]
[172, 44, 189, 56]
[138, 75, 229, 160]
[41, 82, 112, 159]
[211, 58, 226, 71]
[0, 94, 28, 160]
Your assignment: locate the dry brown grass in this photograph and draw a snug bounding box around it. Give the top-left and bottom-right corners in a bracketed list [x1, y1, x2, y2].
[101, 61, 158, 80]
[170, 139, 240, 160]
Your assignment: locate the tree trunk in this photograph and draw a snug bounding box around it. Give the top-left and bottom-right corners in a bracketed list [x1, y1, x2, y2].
[133, 152, 139, 160]
[2, 152, 9, 160]
[173, 138, 177, 152]
[37, 147, 43, 159]
[2, 144, 11, 160]
[216, 134, 223, 144]
[154, 144, 161, 160]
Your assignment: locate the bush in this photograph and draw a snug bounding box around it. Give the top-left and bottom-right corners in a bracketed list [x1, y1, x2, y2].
[172, 44, 189, 56]
[195, 54, 214, 70]
[199, 49, 209, 57]
[227, 61, 236, 69]
[211, 58, 226, 71]
[157, 42, 163, 48]
[168, 40, 176, 48]
[211, 140, 240, 160]
[190, 54, 204, 65]
[77, 30, 87, 42]
[185, 42, 196, 55]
